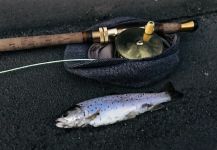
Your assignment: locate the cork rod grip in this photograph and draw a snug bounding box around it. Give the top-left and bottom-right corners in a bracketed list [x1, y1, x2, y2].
[155, 23, 181, 33]
[155, 20, 197, 33]
[0, 32, 86, 52]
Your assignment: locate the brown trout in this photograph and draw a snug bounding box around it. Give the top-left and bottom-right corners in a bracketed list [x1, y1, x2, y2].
[56, 83, 182, 128]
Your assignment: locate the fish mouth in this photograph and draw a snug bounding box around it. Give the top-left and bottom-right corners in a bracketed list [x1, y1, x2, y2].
[55, 118, 71, 128]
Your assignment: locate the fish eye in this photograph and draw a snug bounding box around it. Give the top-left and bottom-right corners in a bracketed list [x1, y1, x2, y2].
[62, 112, 68, 117]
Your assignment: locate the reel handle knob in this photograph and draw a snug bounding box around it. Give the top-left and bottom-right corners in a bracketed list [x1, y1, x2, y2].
[143, 21, 155, 42]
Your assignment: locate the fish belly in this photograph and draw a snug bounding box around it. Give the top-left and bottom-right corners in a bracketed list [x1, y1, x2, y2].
[89, 105, 146, 127]
[87, 92, 171, 127]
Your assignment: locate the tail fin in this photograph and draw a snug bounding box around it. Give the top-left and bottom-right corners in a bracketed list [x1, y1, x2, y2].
[164, 82, 183, 99]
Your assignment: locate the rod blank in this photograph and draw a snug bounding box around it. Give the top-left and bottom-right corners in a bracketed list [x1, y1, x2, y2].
[0, 32, 85, 52]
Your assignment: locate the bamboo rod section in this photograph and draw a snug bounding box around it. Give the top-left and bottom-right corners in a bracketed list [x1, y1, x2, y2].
[0, 20, 197, 52]
[0, 32, 85, 52]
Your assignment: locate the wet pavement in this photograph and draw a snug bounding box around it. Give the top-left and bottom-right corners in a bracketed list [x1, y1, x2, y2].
[0, 1, 217, 150]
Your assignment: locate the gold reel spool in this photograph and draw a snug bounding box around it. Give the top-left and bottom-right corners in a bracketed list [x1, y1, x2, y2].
[115, 21, 164, 59]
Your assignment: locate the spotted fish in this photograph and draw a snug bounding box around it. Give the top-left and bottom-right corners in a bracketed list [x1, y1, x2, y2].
[56, 83, 182, 128]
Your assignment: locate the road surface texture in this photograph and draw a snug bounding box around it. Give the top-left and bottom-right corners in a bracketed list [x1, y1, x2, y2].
[0, 0, 217, 150]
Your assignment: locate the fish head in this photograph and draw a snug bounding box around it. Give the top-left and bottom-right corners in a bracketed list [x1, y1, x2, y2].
[56, 105, 87, 128]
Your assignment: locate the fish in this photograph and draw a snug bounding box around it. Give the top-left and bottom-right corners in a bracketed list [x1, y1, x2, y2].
[56, 83, 183, 128]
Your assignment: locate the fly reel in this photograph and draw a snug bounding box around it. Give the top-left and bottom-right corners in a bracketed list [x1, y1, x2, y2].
[115, 21, 164, 59]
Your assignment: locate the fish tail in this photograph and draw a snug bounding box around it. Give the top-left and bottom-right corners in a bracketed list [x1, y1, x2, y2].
[164, 82, 183, 99]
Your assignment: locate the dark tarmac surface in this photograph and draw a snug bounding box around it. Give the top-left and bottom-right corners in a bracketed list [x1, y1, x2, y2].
[0, 1, 217, 150]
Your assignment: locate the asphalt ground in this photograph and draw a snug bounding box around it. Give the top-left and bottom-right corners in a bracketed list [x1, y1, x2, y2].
[0, 1, 217, 150]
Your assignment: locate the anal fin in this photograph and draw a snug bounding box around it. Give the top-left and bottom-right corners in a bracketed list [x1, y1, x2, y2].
[126, 111, 138, 119]
[150, 104, 164, 112]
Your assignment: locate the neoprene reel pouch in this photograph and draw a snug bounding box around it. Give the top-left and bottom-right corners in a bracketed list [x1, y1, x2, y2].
[64, 17, 185, 88]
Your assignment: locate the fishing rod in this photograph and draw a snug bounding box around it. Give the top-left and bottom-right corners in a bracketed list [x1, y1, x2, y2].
[0, 20, 197, 52]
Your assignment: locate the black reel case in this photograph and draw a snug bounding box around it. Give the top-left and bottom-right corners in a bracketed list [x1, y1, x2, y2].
[64, 17, 180, 87]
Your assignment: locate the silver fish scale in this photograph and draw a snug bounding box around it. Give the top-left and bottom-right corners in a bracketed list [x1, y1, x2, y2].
[78, 92, 169, 116]
[56, 91, 173, 128]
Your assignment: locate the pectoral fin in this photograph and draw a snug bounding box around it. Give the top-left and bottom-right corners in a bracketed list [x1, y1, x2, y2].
[86, 111, 100, 121]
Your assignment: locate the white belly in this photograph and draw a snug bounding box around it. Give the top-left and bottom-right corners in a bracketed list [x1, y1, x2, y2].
[89, 105, 147, 127]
